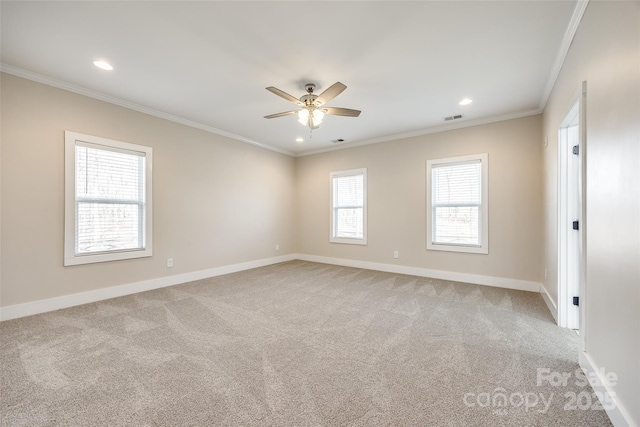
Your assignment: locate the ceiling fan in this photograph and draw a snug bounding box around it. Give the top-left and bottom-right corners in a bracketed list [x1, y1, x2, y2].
[264, 82, 361, 131]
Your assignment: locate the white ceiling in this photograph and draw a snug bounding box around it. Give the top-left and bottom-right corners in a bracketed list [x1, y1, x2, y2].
[1, 1, 579, 156]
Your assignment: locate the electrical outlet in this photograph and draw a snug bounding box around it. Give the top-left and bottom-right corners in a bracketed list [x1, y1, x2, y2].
[275, 244, 280, 251]
[393, 251, 399, 259]
[544, 268, 548, 279]
[167, 258, 173, 268]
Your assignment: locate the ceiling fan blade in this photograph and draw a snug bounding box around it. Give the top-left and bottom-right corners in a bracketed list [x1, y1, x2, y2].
[264, 110, 298, 119]
[266, 87, 302, 105]
[322, 107, 361, 117]
[315, 82, 347, 105]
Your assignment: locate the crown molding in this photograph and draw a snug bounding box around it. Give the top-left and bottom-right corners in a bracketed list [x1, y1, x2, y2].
[0, 64, 296, 157]
[538, 0, 589, 111]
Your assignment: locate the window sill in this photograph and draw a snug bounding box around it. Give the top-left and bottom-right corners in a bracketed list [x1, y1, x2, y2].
[330, 238, 368, 245]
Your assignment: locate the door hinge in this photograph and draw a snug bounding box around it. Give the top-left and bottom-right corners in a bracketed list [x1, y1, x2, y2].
[573, 296, 579, 306]
[573, 145, 579, 155]
[572, 220, 579, 230]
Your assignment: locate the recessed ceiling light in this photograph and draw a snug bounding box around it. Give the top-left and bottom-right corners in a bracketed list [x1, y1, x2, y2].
[93, 60, 113, 71]
[459, 98, 473, 106]
[295, 137, 304, 143]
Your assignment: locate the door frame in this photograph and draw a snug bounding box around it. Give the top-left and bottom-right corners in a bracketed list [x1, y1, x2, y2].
[557, 81, 587, 350]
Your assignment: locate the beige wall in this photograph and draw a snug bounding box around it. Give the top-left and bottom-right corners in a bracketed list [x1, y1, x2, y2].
[542, 2, 640, 425]
[296, 115, 543, 283]
[1, 73, 295, 307]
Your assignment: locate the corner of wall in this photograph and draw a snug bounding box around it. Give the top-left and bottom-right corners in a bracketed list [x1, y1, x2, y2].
[539, 281, 558, 323]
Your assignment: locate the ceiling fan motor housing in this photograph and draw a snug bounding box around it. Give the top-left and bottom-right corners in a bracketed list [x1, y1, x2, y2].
[300, 93, 318, 107]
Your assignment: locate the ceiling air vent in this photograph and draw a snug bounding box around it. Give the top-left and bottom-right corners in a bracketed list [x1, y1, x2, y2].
[444, 114, 463, 121]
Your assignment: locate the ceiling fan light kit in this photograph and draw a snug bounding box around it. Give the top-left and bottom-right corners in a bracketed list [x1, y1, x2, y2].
[297, 108, 324, 128]
[264, 82, 361, 135]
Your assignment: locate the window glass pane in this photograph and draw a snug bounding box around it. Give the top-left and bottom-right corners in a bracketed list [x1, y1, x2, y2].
[75, 144, 145, 255]
[334, 174, 363, 207]
[432, 161, 481, 205]
[77, 202, 142, 253]
[335, 207, 363, 239]
[433, 206, 480, 245]
[76, 146, 144, 202]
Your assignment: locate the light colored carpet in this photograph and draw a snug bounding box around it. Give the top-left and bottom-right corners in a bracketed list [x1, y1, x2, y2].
[1, 261, 612, 426]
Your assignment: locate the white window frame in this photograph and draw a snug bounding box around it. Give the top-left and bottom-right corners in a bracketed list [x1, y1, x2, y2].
[426, 153, 488, 254]
[64, 131, 153, 266]
[330, 168, 367, 245]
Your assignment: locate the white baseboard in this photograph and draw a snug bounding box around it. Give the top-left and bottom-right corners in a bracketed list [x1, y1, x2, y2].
[539, 282, 558, 323]
[0, 254, 296, 321]
[579, 351, 636, 427]
[294, 254, 541, 292]
[0, 253, 543, 321]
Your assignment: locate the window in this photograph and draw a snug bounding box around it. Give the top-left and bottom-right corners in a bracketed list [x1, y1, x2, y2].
[64, 131, 153, 266]
[330, 168, 367, 245]
[427, 153, 488, 254]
